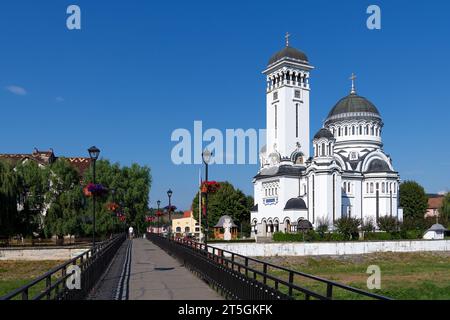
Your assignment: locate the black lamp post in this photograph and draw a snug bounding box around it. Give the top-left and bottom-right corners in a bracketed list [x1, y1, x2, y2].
[157, 200, 161, 235]
[88, 146, 100, 248]
[202, 148, 212, 247]
[167, 189, 173, 239]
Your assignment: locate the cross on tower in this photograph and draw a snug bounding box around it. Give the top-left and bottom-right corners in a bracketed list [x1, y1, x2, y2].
[350, 73, 357, 94]
[285, 32, 290, 47]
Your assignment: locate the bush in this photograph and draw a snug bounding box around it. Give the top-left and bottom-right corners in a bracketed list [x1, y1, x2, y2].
[364, 232, 393, 241]
[316, 217, 330, 238]
[377, 216, 399, 233]
[361, 217, 376, 232]
[335, 217, 361, 241]
[273, 232, 304, 242]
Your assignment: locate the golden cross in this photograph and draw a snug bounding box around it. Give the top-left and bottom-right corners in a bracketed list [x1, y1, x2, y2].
[350, 73, 357, 94]
[285, 32, 290, 47]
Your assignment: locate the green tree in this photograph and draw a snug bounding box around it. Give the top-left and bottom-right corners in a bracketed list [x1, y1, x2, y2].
[191, 181, 253, 236]
[0, 161, 19, 236]
[399, 181, 428, 230]
[43, 159, 85, 242]
[82, 160, 151, 236]
[440, 193, 450, 227]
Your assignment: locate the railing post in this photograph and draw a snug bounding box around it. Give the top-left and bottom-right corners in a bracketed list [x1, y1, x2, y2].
[263, 263, 268, 285]
[326, 283, 333, 300]
[46, 276, 52, 300]
[245, 258, 249, 277]
[288, 271, 294, 296]
[22, 288, 28, 300]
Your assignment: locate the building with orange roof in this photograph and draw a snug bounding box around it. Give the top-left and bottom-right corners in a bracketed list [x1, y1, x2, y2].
[172, 210, 201, 239]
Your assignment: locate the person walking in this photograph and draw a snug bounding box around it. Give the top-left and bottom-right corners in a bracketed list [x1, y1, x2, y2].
[128, 226, 134, 239]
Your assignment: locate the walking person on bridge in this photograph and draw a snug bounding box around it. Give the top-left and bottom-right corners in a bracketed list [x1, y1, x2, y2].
[128, 226, 134, 239]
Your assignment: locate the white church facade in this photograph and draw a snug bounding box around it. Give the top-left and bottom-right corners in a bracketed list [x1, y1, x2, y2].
[251, 38, 403, 238]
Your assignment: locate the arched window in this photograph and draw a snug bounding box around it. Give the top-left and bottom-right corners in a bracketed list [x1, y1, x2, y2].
[345, 127, 348, 136]
[366, 183, 369, 193]
[371, 126, 374, 135]
[359, 125, 363, 135]
[376, 183, 379, 192]
[348, 182, 351, 193]
[315, 144, 318, 157]
[343, 182, 346, 191]
[328, 143, 332, 155]
[370, 183, 374, 193]
[366, 125, 369, 135]
[322, 143, 326, 156]
[352, 126, 355, 135]
[382, 182, 385, 193]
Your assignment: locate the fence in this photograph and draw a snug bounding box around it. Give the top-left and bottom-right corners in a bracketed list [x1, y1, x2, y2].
[0, 234, 126, 300]
[148, 233, 391, 300]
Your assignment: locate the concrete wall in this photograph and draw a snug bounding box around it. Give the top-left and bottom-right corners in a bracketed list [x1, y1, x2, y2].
[211, 240, 450, 257]
[0, 247, 89, 261]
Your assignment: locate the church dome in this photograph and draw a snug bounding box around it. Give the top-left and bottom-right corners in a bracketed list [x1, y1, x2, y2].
[268, 46, 309, 66]
[284, 197, 308, 210]
[313, 128, 334, 140]
[325, 93, 381, 125]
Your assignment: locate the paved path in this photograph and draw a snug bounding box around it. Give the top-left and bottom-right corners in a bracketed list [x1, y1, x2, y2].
[89, 238, 221, 300]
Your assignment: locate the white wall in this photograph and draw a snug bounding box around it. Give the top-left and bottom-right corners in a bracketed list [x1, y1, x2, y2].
[211, 240, 450, 257]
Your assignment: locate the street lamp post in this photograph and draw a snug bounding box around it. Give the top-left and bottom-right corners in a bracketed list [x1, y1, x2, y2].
[167, 189, 173, 239]
[157, 200, 161, 235]
[88, 146, 100, 248]
[202, 148, 212, 247]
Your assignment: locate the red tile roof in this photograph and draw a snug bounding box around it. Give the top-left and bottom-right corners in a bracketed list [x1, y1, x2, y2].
[428, 196, 444, 209]
[0, 149, 91, 176]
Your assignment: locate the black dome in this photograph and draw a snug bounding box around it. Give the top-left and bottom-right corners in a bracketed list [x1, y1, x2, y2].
[365, 159, 392, 173]
[284, 197, 308, 210]
[325, 93, 381, 124]
[268, 46, 309, 66]
[313, 128, 334, 140]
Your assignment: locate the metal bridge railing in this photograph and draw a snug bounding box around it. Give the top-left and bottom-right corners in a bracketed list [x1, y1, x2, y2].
[147, 233, 391, 300]
[1, 234, 126, 300]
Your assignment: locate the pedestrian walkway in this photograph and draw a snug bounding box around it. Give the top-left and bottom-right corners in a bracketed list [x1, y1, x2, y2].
[89, 238, 221, 300]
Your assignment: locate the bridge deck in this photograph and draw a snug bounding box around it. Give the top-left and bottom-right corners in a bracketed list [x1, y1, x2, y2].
[89, 238, 221, 300]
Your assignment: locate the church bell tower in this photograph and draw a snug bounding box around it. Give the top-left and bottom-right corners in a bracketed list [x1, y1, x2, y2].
[263, 33, 314, 164]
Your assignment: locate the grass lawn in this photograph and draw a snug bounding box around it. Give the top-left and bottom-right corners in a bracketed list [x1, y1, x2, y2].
[256, 252, 450, 300]
[0, 260, 65, 299]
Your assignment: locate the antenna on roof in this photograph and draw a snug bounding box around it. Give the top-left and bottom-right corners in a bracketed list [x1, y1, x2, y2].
[285, 32, 290, 47]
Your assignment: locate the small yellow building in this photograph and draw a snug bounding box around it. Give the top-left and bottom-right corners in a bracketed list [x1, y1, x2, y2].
[172, 211, 201, 239]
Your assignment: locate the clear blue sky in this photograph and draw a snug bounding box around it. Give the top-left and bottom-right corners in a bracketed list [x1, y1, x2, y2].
[1, 0, 449, 210]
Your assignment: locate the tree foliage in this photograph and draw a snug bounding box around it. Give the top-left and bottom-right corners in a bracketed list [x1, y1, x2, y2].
[399, 181, 428, 230]
[0, 161, 19, 236]
[191, 181, 253, 236]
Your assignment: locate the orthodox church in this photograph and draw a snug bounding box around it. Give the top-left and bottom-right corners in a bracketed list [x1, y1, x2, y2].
[251, 36, 403, 238]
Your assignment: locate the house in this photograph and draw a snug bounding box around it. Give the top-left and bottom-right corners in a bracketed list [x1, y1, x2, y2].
[0, 148, 91, 176]
[425, 194, 445, 218]
[172, 211, 201, 239]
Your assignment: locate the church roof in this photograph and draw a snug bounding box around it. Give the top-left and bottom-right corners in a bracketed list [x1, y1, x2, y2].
[254, 165, 304, 180]
[284, 197, 308, 210]
[427, 224, 447, 232]
[268, 46, 309, 66]
[325, 93, 381, 125]
[313, 128, 334, 140]
[365, 159, 393, 173]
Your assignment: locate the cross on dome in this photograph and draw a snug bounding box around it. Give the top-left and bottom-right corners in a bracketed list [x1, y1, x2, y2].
[285, 32, 290, 47]
[350, 73, 357, 94]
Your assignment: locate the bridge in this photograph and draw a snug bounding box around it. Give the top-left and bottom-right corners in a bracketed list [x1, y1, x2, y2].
[0, 234, 390, 300]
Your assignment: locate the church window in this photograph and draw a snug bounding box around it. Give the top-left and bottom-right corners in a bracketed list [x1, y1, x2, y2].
[382, 182, 385, 193]
[370, 183, 374, 193]
[371, 126, 374, 135]
[296, 104, 299, 138]
[328, 143, 331, 155]
[359, 125, 363, 135]
[345, 127, 348, 136]
[273, 91, 278, 100]
[366, 183, 369, 193]
[343, 182, 347, 191]
[348, 182, 351, 193]
[321, 143, 326, 156]
[338, 127, 341, 136]
[365, 125, 369, 135]
[376, 183, 379, 192]
[352, 126, 355, 135]
[295, 90, 301, 99]
[265, 189, 268, 197]
[275, 105, 278, 138]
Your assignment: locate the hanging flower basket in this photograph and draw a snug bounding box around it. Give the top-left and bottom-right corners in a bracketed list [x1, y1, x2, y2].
[200, 181, 220, 194]
[106, 202, 119, 212]
[156, 210, 163, 217]
[84, 183, 108, 197]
